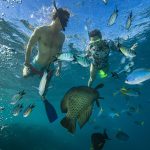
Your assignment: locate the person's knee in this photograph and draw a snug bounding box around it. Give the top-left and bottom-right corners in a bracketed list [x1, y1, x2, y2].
[23, 73, 30, 78]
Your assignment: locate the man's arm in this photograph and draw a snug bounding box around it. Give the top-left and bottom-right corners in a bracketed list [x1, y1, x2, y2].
[107, 40, 118, 51]
[24, 27, 41, 65]
[55, 34, 65, 76]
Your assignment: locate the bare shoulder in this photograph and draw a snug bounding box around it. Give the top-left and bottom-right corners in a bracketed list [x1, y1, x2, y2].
[35, 25, 49, 32]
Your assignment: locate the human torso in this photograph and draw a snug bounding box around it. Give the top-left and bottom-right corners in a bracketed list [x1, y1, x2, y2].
[36, 26, 64, 67]
[88, 40, 110, 69]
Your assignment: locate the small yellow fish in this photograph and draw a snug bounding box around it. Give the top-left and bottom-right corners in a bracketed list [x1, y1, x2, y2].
[23, 104, 35, 118]
[134, 120, 144, 126]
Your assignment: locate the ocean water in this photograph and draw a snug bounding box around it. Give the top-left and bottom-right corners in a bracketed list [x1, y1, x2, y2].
[0, 0, 150, 150]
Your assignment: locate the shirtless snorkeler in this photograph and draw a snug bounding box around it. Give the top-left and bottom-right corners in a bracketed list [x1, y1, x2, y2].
[23, 6, 70, 81]
[22, 3, 70, 123]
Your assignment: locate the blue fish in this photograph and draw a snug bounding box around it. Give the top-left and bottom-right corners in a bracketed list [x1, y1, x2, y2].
[125, 68, 150, 85]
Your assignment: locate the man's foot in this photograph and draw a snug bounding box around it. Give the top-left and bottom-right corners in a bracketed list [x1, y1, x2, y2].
[23, 66, 31, 77]
[88, 78, 93, 87]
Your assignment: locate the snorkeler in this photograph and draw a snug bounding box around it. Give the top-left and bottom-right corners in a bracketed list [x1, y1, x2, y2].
[23, 1, 70, 122]
[86, 29, 117, 87]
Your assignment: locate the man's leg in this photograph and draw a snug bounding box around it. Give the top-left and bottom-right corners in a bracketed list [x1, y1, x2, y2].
[88, 64, 97, 87]
[41, 68, 55, 97]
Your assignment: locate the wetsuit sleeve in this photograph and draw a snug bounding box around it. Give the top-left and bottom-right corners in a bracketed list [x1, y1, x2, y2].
[103, 40, 109, 50]
[107, 40, 118, 51]
[25, 27, 41, 65]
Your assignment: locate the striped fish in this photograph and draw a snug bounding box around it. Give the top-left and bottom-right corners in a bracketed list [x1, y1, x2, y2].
[108, 7, 119, 26]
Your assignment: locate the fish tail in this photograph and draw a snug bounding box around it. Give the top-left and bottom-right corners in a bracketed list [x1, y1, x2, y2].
[21, 90, 26, 95]
[103, 129, 111, 140]
[94, 83, 104, 90]
[115, 5, 118, 12]
[111, 71, 120, 79]
[19, 90, 25, 95]
[60, 117, 76, 134]
[130, 11, 132, 17]
[113, 91, 120, 96]
[30, 104, 35, 109]
[73, 55, 77, 62]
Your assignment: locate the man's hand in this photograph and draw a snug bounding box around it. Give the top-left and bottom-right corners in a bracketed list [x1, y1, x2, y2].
[23, 64, 31, 77]
[55, 67, 61, 77]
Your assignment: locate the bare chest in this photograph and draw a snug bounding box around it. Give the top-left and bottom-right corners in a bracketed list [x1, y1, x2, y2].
[39, 31, 61, 51]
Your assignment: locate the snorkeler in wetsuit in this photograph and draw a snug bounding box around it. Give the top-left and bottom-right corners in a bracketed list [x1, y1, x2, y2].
[23, 2, 70, 122]
[86, 29, 116, 87]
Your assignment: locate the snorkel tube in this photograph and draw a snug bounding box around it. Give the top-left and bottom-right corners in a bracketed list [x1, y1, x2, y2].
[53, 0, 65, 31]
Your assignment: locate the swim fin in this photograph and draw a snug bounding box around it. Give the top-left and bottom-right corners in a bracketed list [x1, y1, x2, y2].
[42, 97, 58, 123]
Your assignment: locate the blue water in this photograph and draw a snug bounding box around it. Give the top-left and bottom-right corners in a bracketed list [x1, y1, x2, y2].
[0, 0, 150, 150]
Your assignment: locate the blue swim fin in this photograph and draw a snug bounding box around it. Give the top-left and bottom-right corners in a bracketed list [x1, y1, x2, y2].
[42, 97, 58, 123]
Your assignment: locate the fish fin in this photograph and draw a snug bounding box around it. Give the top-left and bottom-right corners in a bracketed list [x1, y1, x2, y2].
[113, 90, 120, 96]
[73, 55, 77, 62]
[20, 104, 23, 108]
[138, 83, 143, 85]
[99, 97, 104, 99]
[111, 72, 119, 79]
[96, 99, 100, 107]
[30, 104, 35, 109]
[19, 90, 25, 95]
[42, 97, 58, 123]
[115, 5, 118, 13]
[21, 90, 26, 95]
[61, 98, 68, 113]
[94, 83, 104, 90]
[52, 56, 58, 62]
[103, 129, 111, 140]
[78, 105, 93, 128]
[141, 121, 144, 126]
[60, 117, 76, 134]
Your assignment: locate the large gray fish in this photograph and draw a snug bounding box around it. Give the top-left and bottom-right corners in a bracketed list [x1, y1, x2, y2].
[11, 90, 26, 105]
[60, 83, 104, 134]
[12, 104, 23, 116]
[23, 104, 35, 118]
[75, 55, 91, 67]
[126, 11, 133, 30]
[108, 7, 119, 26]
